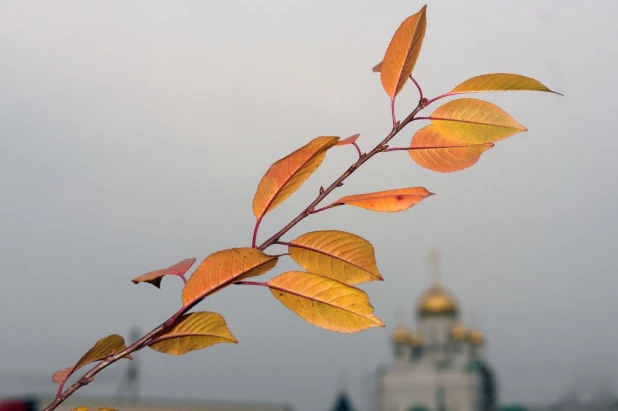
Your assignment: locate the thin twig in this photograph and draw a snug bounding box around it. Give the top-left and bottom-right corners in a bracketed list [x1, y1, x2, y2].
[44, 322, 168, 411]
[410, 76, 424, 101]
[258, 101, 426, 251]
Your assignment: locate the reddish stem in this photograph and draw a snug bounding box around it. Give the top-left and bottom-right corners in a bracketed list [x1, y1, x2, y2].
[252, 216, 263, 248]
[352, 142, 363, 159]
[410, 76, 424, 101]
[383, 143, 493, 153]
[425, 92, 454, 106]
[236, 280, 270, 287]
[390, 100, 397, 128]
[309, 203, 343, 215]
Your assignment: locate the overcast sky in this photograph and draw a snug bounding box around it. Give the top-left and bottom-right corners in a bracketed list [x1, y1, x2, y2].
[1, 1, 617, 410]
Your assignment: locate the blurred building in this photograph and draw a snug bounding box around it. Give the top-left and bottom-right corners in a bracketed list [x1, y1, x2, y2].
[377, 253, 497, 411]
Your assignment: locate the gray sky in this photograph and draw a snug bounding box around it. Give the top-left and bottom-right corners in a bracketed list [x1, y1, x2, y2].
[1, 1, 617, 410]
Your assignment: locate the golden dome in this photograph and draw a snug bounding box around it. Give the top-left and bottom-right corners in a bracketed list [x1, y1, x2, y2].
[451, 323, 468, 340]
[468, 329, 485, 346]
[408, 331, 423, 347]
[417, 283, 459, 317]
[391, 325, 410, 343]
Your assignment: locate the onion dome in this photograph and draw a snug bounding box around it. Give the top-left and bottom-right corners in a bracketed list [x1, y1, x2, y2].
[467, 329, 485, 346]
[391, 325, 410, 343]
[451, 323, 468, 340]
[417, 281, 459, 317]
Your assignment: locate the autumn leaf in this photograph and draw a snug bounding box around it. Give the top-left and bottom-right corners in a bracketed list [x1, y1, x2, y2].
[336, 133, 360, 146]
[181, 248, 278, 306]
[287, 230, 382, 285]
[380, 5, 427, 100]
[409, 125, 494, 172]
[333, 187, 433, 212]
[252, 137, 339, 220]
[268, 271, 384, 333]
[131, 257, 196, 288]
[430, 98, 526, 144]
[149, 312, 237, 355]
[52, 335, 131, 384]
[450, 73, 560, 95]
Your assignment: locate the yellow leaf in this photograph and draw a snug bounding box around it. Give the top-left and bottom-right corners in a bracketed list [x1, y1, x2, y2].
[71, 408, 91, 411]
[182, 248, 278, 306]
[451, 73, 560, 95]
[96, 409, 119, 411]
[288, 230, 382, 285]
[131, 257, 196, 288]
[380, 5, 427, 100]
[52, 335, 131, 384]
[431, 98, 526, 144]
[333, 187, 433, 212]
[409, 125, 494, 173]
[149, 312, 237, 355]
[268, 271, 384, 333]
[252, 137, 339, 220]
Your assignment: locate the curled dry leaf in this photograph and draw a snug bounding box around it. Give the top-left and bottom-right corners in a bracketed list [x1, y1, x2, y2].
[333, 187, 433, 212]
[131, 257, 196, 288]
[252, 137, 339, 220]
[149, 312, 237, 355]
[181, 248, 278, 306]
[451, 73, 560, 95]
[288, 230, 382, 285]
[52, 334, 131, 384]
[336, 133, 360, 146]
[431, 98, 526, 144]
[409, 125, 494, 173]
[268, 271, 384, 333]
[380, 5, 427, 100]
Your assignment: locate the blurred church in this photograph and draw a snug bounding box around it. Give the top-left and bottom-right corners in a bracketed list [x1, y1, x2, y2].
[377, 252, 498, 411]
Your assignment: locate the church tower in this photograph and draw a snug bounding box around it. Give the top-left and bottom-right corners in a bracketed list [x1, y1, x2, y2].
[378, 252, 497, 411]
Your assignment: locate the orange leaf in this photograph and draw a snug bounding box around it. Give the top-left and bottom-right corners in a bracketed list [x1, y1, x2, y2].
[336, 133, 360, 146]
[181, 248, 278, 306]
[131, 258, 196, 288]
[288, 230, 382, 285]
[333, 187, 433, 212]
[252, 137, 339, 220]
[52, 334, 131, 384]
[450, 73, 560, 95]
[380, 5, 427, 100]
[149, 312, 237, 355]
[431, 98, 527, 144]
[409, 125, 494, 173]
[269, 271, 384, 333]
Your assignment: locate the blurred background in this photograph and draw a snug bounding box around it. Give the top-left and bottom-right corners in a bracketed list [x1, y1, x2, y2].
[1, 1, 617, 410]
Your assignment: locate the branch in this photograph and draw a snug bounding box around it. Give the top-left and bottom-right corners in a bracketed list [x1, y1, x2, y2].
[44, 322, 168, 411]
[44, 93, 430, 411]
[258, 101, 427, 251]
